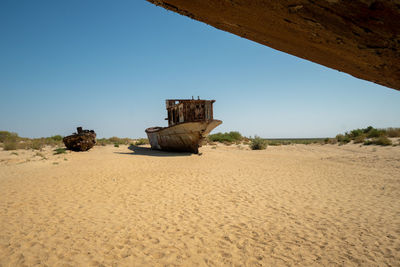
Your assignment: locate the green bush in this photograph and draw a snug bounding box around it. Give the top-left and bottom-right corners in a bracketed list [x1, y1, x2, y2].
[336, 134, 351, 144]
[374, 136, 392, 146]
[363, 140, 372, 145]
[348, 129, 364, 139]
[335, 126, 398, 145]
[3, 141, 17, 150]
[353, 135, 366, 144]
[366, 128, 385, 138]
[364, 136, 392, 146]
[0, 131, 19, 143]
[114, 143, 119, 147]
[250, 136, 267, 150]
[335, 134, 344, 142]
[53, 148, 67, 155]
[208, 131, 243, 143]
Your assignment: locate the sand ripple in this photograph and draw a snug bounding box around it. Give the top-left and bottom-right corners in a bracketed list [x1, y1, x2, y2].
[0, 144, 399, 266]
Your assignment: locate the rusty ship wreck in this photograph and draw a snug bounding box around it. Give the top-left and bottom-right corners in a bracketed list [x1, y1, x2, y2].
[145, 99, 222, 154]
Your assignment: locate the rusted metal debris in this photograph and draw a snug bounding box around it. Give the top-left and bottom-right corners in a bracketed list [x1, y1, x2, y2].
[63, 127, 96, 151]
[146, 98, 222, 153]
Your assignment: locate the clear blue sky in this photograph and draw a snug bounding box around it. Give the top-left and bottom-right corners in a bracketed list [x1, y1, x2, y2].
[1, 0, 399, 138]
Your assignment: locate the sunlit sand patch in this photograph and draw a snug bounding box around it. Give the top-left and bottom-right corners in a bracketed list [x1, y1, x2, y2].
[0, 144, 399, 266]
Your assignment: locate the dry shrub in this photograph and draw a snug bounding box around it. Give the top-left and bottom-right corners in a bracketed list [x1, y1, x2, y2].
[336, 134, 351, 144]
[353, 135, 366, 144]
[27, 140, 44, 150]
[364, 136, 392, 146]
[250, 136, 267, 150]
[328, 138, 337, 144]
[3, 141, 17, 151]
[386, 128, 400, 138]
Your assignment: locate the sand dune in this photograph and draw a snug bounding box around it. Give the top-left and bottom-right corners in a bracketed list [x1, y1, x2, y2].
[0, 144, 399, 266]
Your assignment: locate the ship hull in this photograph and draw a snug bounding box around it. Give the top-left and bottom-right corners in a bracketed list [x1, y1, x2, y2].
[145, 120, 222, 153]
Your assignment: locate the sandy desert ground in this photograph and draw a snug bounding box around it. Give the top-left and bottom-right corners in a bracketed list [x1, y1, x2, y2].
[0, 143, 399, 266]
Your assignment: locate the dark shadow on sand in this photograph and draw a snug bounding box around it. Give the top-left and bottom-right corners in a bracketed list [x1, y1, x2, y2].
[113, 145, 192, 157]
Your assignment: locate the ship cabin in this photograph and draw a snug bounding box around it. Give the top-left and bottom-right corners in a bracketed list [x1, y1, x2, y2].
[165, 99, 215, 127]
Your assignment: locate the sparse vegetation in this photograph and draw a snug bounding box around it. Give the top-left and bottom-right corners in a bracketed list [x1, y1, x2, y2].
[108, 137, 131, 145]
[364, 136, 392, 146]
[386, 128, 400, 138]
[53, 148, 67, 155]
[96, 137, 140, 146]
[336, 134, 351, 145]
[250, 136, 267, 150]
[1, 127, 398, 152]
[49, 135, 63, 142]
[353, 135, 366, 144]
[208, 131, 243, 144]
[207, 126, 399, 148]
[135, 138, 149, 145]
[0, 131, 65, 151]
[0, 131, 18, 143]
[335, 126, 399, 146]
[324, 138, 337, 144]
[265, 138, 325, 145]
[267, 141, 281, 146]
[1, 131, 19, 150]
[35, 152, 47, 160]
[29, 139, 44, 150]
[96, 139, 108, 146]
[242, 138, 251, 144]
[3, 141, 17, 150]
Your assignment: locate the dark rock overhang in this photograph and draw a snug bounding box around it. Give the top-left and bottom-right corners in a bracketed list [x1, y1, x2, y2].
[147, 0, 400, 91]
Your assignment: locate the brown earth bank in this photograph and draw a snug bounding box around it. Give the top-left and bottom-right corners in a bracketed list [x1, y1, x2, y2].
[0, 144, 399, 266]
[147, 0, 400, 91]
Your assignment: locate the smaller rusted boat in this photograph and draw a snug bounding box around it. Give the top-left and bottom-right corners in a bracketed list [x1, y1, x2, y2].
[63, 127, 96, 151]
[146, 98, 222, 153]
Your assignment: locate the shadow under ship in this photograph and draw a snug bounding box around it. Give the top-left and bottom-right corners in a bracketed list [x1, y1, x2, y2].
[145, 99, 222, 154]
